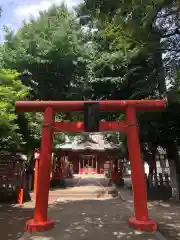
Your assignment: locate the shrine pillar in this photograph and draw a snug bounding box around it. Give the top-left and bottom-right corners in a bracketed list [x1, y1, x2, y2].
[71, 152, 78, 174]
[125, 106, 157, 231]
[51, 155, 57, 180]
[98, 155, 103, 174]
[33, 150, 40, 195]
[111, 158, 120, 183]
[26, 107, 55, 232]
[60, 155, 65, 181]
[109, 158, 113, 178]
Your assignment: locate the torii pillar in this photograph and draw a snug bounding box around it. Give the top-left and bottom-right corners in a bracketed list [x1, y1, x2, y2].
[126, 106, 156, 231]
[26, 107, 55, 232]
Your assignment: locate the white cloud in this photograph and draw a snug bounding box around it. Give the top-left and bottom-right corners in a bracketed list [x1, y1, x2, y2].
[14, 0, 82, 21]
[4, 23, 14, 29]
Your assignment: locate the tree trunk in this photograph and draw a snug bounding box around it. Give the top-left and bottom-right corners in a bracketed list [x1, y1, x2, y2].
[148, 147, 157, 175]
[169, 159, 179, 201]
[166, 142, 180, 201]
[154, 43, 167, 98]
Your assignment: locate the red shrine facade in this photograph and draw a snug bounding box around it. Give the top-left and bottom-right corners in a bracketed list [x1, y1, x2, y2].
[54, 134, 123, 175]
[54, 151, 120, 175]
[78, 154, 99, 174]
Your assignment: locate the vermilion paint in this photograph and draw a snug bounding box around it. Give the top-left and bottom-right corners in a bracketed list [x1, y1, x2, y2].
[33, 159, 39, 195]
[53, 121, 126, 133]
[16, 100, 165, 112]
[16, 100, 166, 232]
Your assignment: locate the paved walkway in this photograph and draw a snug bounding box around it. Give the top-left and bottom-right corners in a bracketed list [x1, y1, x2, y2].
[22, 198, 157, 240]
[118, 185, 180, 239]
[1, 175, 179, 240]
[19, 175, 157, 240]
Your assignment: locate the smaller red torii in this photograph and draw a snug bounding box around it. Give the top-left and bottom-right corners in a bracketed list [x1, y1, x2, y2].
[53, 121, 127, 132]
[15, 100, 166, 233]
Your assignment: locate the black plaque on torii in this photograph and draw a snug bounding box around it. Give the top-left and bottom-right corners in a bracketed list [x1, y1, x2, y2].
[84, 102, 100, 132]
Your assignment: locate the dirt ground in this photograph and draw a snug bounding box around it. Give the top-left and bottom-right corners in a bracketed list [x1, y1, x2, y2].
[24, 197, 157, 240]
[118, 186, 180, 240]
[0, 175, 175, 240]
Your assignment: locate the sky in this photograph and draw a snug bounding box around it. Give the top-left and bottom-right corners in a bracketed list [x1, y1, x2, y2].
[0, 0, 82, 42]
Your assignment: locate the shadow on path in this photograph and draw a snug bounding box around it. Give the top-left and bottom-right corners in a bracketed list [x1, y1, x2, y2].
[0, 203, 33, 240]
[25, 198, 156, 240]
[148, 201, 180, 239]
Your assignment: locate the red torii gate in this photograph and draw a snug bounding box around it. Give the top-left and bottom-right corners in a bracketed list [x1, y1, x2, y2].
[15, 100, 166, 233]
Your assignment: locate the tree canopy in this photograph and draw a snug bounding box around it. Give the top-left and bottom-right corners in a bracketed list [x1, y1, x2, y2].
[0, 2, 179, 158]
[0, 68, 28, 149]
[2, 5, 91, 101]
[77, 0, 180, 139]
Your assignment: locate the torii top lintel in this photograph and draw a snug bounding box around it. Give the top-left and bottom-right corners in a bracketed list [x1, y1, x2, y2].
[15, 100, 166, 113]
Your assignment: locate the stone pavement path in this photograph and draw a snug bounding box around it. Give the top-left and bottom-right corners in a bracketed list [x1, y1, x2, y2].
[23, 198, 157, 240]
[0, 203, 33, 240]
[2, 175, 173, 240]
[19, 175, 157, 240]
[118, 186, 180, 240]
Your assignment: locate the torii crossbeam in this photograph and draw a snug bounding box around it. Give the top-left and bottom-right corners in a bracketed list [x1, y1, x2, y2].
[15, 100, 166, 233]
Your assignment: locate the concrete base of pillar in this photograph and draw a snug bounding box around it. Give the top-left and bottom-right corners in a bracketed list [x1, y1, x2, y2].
[128, 217, 157, 232]
[26, 218, 55, 232]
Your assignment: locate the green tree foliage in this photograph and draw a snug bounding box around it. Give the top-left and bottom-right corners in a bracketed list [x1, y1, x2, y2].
[78, 1, 180, 175]
[2, 5, 90, 101]
[0, 69, 29, 149]
[0, 2, 179, 157]
[0, 5, 95, 149]
[78, 0, 180, 99]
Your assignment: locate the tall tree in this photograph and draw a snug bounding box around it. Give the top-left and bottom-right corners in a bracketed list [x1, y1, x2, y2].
[1, 5, 90, 101]
[0, 5, 95, 149]
[78, 0, 180, 99]
[77, 1, 180, 199]
[0, 69, 29, 149]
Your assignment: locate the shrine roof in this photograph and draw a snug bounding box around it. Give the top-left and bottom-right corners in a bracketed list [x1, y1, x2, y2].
[55, 134, 124, 152]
